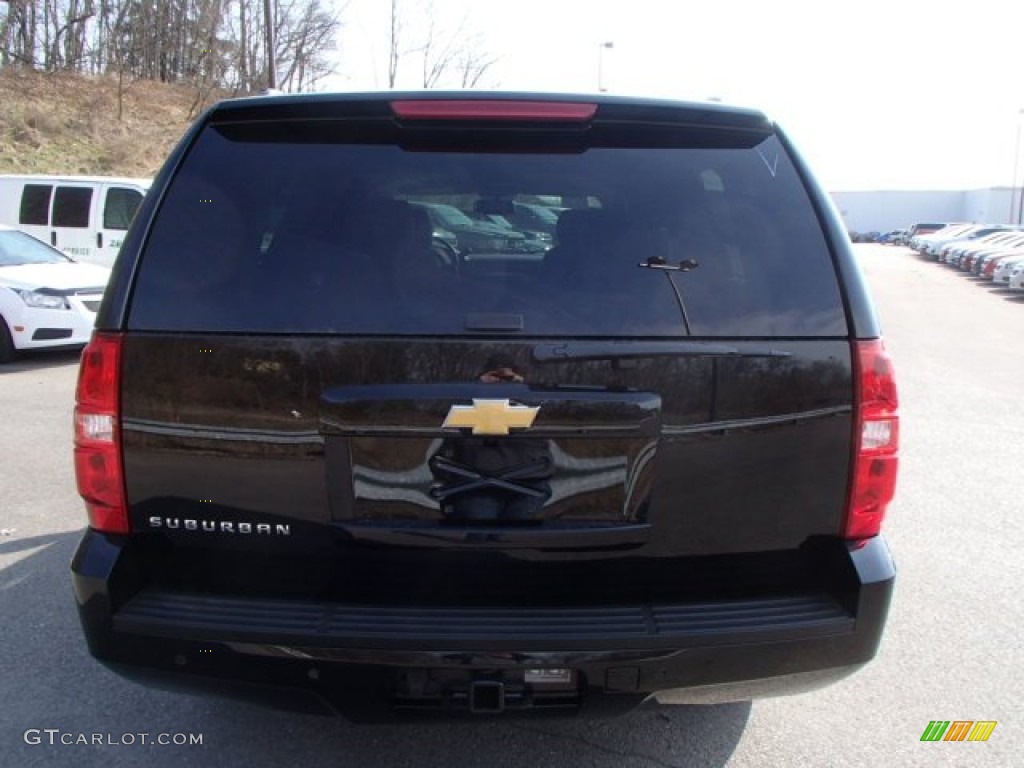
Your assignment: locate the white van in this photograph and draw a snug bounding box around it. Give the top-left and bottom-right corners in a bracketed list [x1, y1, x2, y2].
[0, 175, 151, 267]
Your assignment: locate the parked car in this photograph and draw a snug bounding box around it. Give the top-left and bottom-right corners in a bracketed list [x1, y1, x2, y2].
[0, 225, 110, 362]
[980, 250, 1024, 279]
[879, 230, 908, 245]
[974, 242, 1024, 276]
[471, 211, 553, 251]
[992, 254, 1024, 285]
[1007, 262, 1024, 291]
[913, 223, 974, 257]
[0, 174, 150, 267]
[410, 201, 537, 256]
[907, 222, 949, 237]
[960, 250, 983, 271]
[961, 236, 1024, 272]
[906, 222, 954, 251]
[508, 202, 561, 235]
[71, 92, 898, 720]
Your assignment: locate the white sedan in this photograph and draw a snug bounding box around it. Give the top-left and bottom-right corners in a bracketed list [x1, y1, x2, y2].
[1008, 262, 1024, 292]
[0, 226, 111, 363]
[992, 255, 1024, 286]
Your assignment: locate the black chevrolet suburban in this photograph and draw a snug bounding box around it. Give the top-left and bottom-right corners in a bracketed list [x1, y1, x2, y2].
[71, 92, 898, 719]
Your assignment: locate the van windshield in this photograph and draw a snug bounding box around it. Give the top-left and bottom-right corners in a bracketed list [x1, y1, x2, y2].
[128, 124, 847, 338]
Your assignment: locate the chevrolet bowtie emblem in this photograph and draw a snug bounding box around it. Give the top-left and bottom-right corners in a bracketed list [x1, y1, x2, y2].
[442, 399, 540, 436]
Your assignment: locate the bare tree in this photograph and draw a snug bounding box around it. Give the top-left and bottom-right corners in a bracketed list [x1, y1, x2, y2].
[186, 0, 229, 118]
[103, 3, 137, 120]
[386, 0, 399, 88]
[275, 0, 338, 92]
[237, 0, 247, 85]
[456, 44, 495, 88]
[262, 0, 274, 87]
[1, 0, 341, 95]
[0, 0, 40, 67]
[417, 1, 463, 88]
[381, 1, 497, 91]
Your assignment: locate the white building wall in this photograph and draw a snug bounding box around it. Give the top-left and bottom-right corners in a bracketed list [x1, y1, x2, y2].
[829, 188, 1020, 233]
[830, 191, 965, 233]
[963, 187, 1017, 225]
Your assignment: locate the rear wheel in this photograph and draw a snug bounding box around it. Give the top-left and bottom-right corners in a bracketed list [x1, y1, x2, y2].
[0, 318, 15, 364]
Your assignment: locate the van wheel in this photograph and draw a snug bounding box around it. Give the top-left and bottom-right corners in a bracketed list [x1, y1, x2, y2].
[0, 319, 15, 364]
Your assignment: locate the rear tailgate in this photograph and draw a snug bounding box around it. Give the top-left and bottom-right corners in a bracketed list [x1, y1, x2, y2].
[118, 334, 852, 605]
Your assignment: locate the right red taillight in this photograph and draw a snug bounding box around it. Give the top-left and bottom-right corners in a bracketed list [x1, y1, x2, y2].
[845, 339, 899, 540]
[74, 332, 128, 534]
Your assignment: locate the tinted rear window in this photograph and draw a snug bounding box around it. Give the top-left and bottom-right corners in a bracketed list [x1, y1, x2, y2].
[129, 120, 846, 337]
[19, 184, 52, 225]
[52, 186, 92, 228]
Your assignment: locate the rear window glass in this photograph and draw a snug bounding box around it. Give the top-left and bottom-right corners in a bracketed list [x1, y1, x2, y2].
[129, 122, 846, 337]
[52, 187, 92, 228]
[19, 184, 52, 225]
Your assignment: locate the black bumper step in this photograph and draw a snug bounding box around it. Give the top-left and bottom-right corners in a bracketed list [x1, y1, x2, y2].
[113, 589, 854, 651]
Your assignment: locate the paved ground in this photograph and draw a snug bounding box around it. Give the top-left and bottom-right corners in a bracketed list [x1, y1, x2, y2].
[0, 244, 1020, 767]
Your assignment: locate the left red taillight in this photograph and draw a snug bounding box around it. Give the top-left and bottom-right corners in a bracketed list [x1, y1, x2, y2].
[845, 339, 899, 540]
[74, 332, 128, 533]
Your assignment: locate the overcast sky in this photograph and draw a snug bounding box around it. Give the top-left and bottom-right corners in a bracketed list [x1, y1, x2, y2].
[329, 0, 1024, 192]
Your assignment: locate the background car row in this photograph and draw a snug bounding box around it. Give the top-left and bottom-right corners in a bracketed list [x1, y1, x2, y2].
[906, 222, 1024, 291]
[850, 222, 952, 245]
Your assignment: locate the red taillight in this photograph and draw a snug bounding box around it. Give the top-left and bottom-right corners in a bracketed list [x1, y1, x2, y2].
[391, 100, 597, 121]
[845, 340, 899, 540]
[74, 333, 128, 533]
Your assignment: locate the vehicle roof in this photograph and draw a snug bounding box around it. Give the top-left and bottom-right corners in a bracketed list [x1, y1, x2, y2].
[0, 173, 152, 186]
[208, 90, 774, 131]
[1, 174, 151, 185]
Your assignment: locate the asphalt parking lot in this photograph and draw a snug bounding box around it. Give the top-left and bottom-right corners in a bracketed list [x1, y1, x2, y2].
[1, 244, 1020, 767]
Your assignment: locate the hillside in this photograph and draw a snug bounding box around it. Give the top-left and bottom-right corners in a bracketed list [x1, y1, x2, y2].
[0, 68, 219, 178]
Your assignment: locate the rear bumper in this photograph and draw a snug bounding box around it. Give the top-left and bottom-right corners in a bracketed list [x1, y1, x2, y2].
[71, 532, 895, 720]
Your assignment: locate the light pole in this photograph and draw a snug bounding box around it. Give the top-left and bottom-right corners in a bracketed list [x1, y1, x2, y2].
[597, 41, 614, 93]
[1011, 109, 1024, 225]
